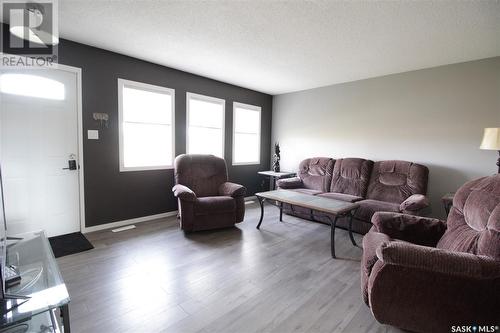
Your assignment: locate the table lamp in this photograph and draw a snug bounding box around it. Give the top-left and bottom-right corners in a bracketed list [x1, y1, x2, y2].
[480, 127, 500, 173]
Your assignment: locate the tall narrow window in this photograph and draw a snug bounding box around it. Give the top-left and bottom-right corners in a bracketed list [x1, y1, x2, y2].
[232, 102, 261, 165]
[186, 93, 225, 158]
[118, 79, 175, 171]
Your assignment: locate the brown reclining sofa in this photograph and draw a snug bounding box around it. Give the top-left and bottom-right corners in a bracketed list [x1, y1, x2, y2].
[276, 157, 429, 234]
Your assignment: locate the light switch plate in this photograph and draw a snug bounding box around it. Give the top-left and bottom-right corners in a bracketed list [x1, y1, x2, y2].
[88, 130, 99, 140]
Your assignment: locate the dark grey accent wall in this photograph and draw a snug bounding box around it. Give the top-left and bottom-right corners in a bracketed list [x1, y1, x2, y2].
[57, 39, 272, 228]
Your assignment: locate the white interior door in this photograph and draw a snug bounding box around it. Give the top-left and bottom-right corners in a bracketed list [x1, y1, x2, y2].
[0, 67, 82, 237]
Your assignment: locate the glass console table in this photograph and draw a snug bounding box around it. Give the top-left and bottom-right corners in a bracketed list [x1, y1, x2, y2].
[0, 231, 70, 333]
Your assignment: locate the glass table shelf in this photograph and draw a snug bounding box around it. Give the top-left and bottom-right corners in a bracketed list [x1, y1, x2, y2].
[1, 231, 69, 332]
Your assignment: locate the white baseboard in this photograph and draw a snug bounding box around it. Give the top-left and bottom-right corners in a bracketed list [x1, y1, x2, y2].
[82, 210, 178, 234]
[83, 195, 256, 234]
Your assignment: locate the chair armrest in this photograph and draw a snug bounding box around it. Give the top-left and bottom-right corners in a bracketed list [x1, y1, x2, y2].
[218, 182, 246, 197]
[276, 177, 303, 189]
[371, 212, 446, 247]
[376, 241, 500, 279]
[362, 231, 392, 275]
[400, 194, 429, 212]
[172, 184, 197, 202]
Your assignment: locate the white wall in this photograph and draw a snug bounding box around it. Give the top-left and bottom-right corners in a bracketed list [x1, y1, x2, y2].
[272, 57, 500, 218]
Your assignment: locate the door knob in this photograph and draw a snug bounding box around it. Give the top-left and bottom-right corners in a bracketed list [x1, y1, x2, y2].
[63, 160, 78, 170]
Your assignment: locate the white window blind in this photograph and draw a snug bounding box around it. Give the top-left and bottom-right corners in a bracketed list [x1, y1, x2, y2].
[233, 102, 261, 165]
[118, 79, 175, 171]
[186, 92, 225, 158]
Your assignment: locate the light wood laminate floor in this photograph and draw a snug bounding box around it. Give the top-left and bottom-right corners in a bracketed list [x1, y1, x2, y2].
[57, 202, 404, 333]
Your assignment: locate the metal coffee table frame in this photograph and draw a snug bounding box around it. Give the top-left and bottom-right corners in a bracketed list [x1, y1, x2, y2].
[255, 195, 359, 258]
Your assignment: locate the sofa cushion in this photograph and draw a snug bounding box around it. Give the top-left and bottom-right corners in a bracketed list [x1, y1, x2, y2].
[317, 192, 363, 203]
[355, 199, 400, 222]
[437, 174, 500, 260]
[329, 158, 373, 197]
[366, 160, 428, 204]
[298, 157, 334, 192]
[195, 196, 235, 215]
[288, 188, 323, 195]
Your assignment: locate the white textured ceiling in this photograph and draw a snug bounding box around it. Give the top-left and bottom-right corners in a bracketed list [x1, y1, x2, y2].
[59, 0, 500, 95]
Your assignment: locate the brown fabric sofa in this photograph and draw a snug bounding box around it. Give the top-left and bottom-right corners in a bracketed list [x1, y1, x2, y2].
[277, 157, 429, 234]
[283, 157, 335, 194]
[279, 157, 334, 223]
[361, 174, 500, 332]
[172, 154, 246, 231]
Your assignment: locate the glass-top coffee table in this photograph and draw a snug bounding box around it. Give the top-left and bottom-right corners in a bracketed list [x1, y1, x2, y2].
[255, 190, 359, 258]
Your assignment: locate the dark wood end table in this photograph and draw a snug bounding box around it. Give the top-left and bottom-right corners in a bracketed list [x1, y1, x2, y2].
[442, 192, 454, 216]
[257, 171, 296, 190]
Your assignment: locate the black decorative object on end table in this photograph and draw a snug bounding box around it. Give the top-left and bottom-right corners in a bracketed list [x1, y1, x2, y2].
[272, 142, 280, 172]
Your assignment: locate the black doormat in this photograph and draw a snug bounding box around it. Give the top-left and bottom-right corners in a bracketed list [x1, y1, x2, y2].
[49, 232, 94, 258]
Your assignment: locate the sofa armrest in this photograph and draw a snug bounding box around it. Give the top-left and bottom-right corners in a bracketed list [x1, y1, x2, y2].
[172, 184, 197, 202]
[276, 177, 303, 189]
[362, 231, 392, 277]
[400, 194, 429, 212]
[376, 241, 500, 279]
[371, 212, 446, 247]
[218, 182, 246, 197]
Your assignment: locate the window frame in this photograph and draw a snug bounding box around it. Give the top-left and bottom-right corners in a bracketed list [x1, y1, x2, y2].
[118, 78, 176, 172]
[232, 102, 261, 166]
[186, 92, 226, 158]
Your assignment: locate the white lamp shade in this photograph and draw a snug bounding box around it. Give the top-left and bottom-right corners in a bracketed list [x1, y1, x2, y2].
[480, 128, 500, 150]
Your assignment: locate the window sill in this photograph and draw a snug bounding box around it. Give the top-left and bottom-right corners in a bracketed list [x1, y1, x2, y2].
[119, 165, 174, 172]
[232, 162, 261, 166]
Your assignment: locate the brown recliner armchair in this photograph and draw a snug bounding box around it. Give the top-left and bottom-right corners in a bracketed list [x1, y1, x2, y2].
[361, 174, 500, 333]
[172, 154, 246, 231]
